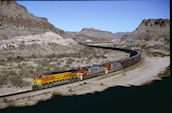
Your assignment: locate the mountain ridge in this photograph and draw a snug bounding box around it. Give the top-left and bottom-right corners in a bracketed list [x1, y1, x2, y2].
[0, 1, 64, 40]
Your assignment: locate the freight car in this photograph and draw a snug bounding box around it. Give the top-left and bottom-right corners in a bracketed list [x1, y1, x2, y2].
[32, 46, 141, 90]
[109, 61, 123, 73]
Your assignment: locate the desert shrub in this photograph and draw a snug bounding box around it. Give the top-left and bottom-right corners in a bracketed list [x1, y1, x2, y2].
[53, 92, 63, 96]
[0, 58, 6, 62]
[158, 66, 170, 77]
[100, 83, 104, 86]
[79, 47, 96, 57]
[29, 55, 37, 58]
[8, 73, 23, 87]
[47, 67, 54, 72]
[60, 59, 64, 62]
[57, 54, 67, 58]
[57, 62, 61, 65]
[17, 63, 24, 70]
[41, 62, 49, 67]
[76, 59, 80, 63]
[16, 56, 25, 61]
[66, 58, 75, 65]
[36, 66, 45, 74]
[0, 75, 9, 87]
[83, 82, 87, 85]
[153, 52, 169, 57]
[20, 69, 33, 78]
[46, 53, 57, 58]
[68, 88, 73, 92]
[54, 66, 61, 71]
[7, 56, 15, 62]
[141, 44, 149, 50]
[58, 68, 65, 72]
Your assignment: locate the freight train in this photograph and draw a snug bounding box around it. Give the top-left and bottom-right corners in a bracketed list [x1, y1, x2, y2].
[32, 46, 141, 90]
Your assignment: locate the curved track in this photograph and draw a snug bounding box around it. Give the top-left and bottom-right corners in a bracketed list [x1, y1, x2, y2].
[0, 44, 141, 98]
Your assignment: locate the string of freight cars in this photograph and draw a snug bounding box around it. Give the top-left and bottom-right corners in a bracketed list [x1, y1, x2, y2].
[32, 43, 141, 90]
[0, 44, 141, 98]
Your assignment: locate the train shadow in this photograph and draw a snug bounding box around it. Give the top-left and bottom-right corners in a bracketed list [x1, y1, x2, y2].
[0, 76, 171, 113]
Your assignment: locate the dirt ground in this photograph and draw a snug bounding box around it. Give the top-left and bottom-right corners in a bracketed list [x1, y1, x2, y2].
[0, 53, 169, 109]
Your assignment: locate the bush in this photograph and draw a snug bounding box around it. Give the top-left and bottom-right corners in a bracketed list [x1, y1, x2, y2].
[100, 83, 104, 86]
[158, 66, 170, 77]
[42, 62, 49, 67]
[9, 75, 22, 87]
[16, 56, 25, 61]
[66, 58, 75, 65]
[83, 82, 87, 85]
[69, 88, 73, 92]
[0, 75, 9, 87]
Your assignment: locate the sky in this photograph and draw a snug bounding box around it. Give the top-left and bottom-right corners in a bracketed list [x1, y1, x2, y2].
[17, 0, 170, 33]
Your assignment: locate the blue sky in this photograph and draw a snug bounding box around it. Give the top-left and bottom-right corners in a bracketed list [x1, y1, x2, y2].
[17, 0, 170, 33]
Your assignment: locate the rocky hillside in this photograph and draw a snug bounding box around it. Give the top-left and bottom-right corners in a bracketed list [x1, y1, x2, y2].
[117, 19, 170, 50]
[0, 1, 64, 40]
[0, 31, 129, 88]
[0, 1, 129, 89]
[122, 19, 170, 41]
[63, 28, 128, 43]
[80, 28, 117, 39]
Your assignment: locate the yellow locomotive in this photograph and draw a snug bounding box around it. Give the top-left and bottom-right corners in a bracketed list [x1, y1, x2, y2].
[32, 69, 81, 90]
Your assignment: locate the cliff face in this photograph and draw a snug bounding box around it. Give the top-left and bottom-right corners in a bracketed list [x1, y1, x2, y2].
[122, 19, 170, 41]
[119, 19, 170, 50]
[0, 1, 64, 40]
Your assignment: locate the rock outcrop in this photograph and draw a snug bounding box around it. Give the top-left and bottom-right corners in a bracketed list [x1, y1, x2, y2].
[0, 1, 64, 40]
[119, 19, 170, 50]
[122, 19, 170, 41]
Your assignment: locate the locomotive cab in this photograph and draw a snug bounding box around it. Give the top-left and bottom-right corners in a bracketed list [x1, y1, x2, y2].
[77, 67, 88, 80]
[33, 73, 48, 89]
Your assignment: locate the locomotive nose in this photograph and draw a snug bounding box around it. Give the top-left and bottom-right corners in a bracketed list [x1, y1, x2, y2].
[34, 78, 41, 85]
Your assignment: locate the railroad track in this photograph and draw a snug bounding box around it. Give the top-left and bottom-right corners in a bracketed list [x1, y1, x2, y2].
[0, 43, 141, 98]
